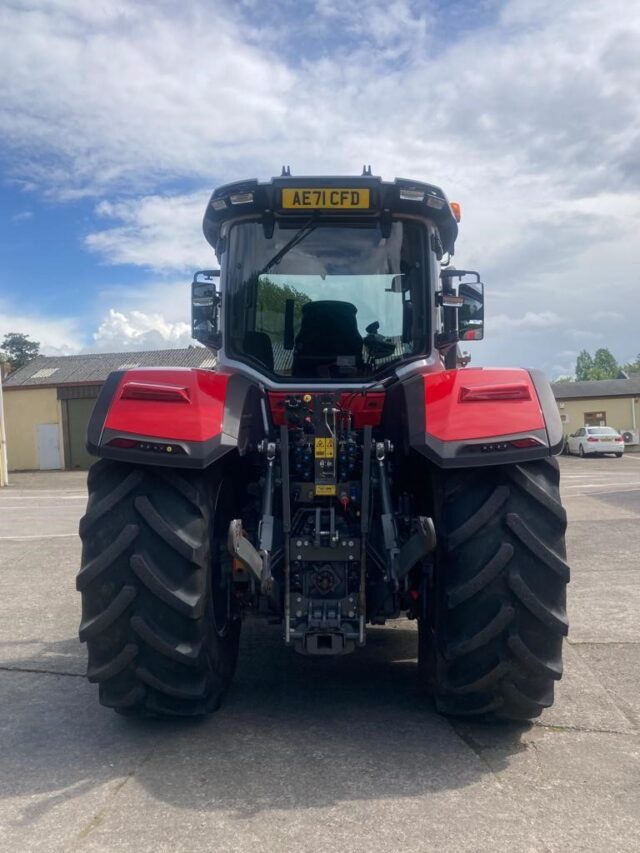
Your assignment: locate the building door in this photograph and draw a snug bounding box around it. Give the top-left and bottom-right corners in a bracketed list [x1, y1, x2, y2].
[36, 423, 61, 470]
[65, 397, 98, 469]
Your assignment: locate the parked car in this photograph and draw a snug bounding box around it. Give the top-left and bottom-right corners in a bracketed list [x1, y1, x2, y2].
[566, 426, 625, 457]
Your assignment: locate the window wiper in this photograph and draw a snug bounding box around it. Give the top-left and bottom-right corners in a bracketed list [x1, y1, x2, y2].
[259, 219, 316, 275]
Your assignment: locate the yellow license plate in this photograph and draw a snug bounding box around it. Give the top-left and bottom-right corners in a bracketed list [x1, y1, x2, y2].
[282, 188, 370, 210]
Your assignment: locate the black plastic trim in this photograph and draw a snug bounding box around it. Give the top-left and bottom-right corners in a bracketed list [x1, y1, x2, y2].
[418, 429, 551, 469]
[94, 429, 233, 469]
[528, 368, 564, 454]
[86, 371, 124, 452]
[203, 174, 458, 255]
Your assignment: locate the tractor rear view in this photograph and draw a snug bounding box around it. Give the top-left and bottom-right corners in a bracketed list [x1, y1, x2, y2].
[77, 170, 569, 720]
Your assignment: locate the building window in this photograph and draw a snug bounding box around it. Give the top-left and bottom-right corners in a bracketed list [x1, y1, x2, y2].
[584, 411, 606, 426]
[31, 367, 59, 379]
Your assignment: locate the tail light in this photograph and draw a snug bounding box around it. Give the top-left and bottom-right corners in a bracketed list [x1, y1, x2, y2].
[121, 381, 191, 403]
[587, 437, 598, 442]
[459, 383, 531, 402]
[615, 436, 624, 443]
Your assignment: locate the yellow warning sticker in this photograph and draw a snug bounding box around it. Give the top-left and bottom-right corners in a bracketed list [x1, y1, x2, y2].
[315, 437, 335, 458]
[315, 484, 336, 496]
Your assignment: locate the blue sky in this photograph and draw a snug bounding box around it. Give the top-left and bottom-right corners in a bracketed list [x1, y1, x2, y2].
[0, 0, 639, 376]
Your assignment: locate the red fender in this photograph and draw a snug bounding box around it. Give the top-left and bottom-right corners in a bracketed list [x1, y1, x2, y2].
[396, 366, 563, 468]
[87, 368, 263, 468]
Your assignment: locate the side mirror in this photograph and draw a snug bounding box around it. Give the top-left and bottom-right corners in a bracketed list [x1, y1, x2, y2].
[191, 270, 222, 349]
[458, 281, 484, 341]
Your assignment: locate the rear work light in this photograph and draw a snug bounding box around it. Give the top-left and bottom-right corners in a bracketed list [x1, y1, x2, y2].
[459, 383, 532, 402]
[211, 198, 227, 211]
[399, 187, 425, 202]
[121, 382, 191, 403]
[229, 191, 254, 205]
[426, 196, 445, 210]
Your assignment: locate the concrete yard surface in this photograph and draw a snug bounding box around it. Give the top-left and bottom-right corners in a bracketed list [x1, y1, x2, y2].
[0, 457, 639, 852]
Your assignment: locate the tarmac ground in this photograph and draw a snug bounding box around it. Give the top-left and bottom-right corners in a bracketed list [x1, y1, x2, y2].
[0, 455, 639, 852]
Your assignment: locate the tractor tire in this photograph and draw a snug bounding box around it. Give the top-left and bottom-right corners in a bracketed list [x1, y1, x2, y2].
[419, 457, 569, 721]
[77, 459, 241, 717]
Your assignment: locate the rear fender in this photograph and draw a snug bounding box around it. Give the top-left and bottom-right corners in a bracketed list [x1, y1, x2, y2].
[397, 367, 563, 468]
[87, 368, 264, 468]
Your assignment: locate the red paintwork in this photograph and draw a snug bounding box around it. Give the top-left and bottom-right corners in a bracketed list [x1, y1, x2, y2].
[267, 391, 385, 429]
[423, 368, 544, 441]
[105, 368, 231, 442]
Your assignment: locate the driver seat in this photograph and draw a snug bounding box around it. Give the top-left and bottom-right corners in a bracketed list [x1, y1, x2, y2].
[292, 300, 363, 377]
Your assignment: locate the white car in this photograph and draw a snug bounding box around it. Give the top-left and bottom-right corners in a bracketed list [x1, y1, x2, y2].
[566, 426, 625, 457]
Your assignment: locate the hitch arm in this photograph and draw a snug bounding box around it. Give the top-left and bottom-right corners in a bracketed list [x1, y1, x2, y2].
[228, 519, 263, 583]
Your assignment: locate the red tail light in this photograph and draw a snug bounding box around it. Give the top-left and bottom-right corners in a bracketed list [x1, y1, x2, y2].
[121, 381, 191, 403]
[615, 436, 624, 442]
[459, 383, 531, 402]
[107, 438, 137, 449]
[587, 437, 598, 442]
[509, 437, 543, 449]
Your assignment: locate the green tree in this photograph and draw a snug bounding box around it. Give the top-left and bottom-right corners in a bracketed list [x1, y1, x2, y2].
[590, 347, 620, 380]
[0, 332, 40, 372]
[574, 348, 621, 381]
[623, 353, 640, 375]
[575, 349, 594, 381]
[256, 277, 310, 343]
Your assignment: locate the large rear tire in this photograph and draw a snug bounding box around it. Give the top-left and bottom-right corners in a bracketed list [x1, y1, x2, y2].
[419, 458, 569, 721]
[77, 459, 240, 717]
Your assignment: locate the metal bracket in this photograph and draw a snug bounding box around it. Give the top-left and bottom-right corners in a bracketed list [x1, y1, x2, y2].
[396, 516, 437, 581]
[228, 519, 263, 583]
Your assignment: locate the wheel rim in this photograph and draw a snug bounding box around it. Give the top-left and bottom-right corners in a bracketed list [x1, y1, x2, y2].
[210, 477, 235, 637]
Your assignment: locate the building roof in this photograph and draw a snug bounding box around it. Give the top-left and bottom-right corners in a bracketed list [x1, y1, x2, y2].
[552, 377, 640, 400]
[3, 348, 216, 388]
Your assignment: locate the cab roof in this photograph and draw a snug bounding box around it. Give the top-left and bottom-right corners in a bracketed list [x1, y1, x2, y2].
[202, 173, 459, 255]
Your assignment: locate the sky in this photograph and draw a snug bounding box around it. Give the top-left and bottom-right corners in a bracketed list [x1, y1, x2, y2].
[0, 0, 639, 377]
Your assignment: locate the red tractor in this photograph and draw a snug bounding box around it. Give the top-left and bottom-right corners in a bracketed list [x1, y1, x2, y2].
[77, 171, 569, 720]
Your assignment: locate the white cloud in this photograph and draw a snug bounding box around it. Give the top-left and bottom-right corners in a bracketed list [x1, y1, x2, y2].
[85, 193, 214, 271]
[491, 311, 563, 331]
[1, 0, 639, 371]
[0, 302, 83, 355]
[566, 329, 604, 342]
[90, 308, 192, 352]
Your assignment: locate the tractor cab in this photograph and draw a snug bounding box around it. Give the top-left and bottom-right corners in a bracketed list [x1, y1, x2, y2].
[192, 172, 483, 381]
